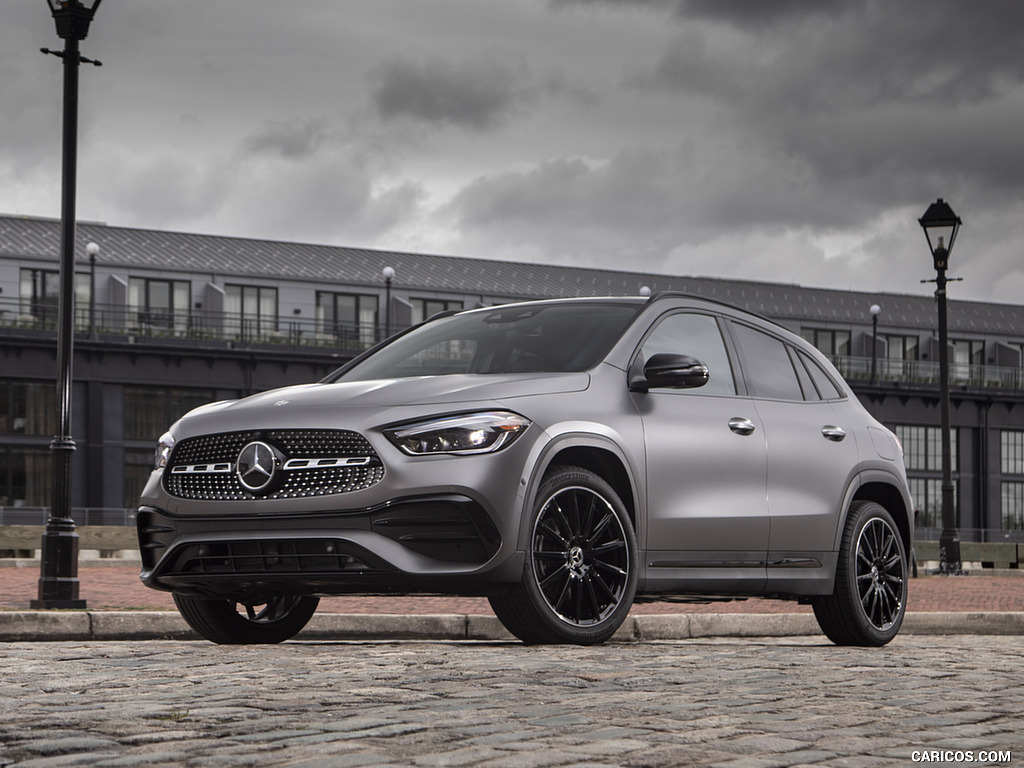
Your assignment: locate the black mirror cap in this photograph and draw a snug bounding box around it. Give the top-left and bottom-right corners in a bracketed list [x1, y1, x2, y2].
[630, 353, 710, 391]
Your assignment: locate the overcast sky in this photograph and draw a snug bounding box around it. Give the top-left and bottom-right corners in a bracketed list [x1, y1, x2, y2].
[3, 1, 1023, 304]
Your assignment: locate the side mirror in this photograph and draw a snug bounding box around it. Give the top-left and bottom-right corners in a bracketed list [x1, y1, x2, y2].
[629, 353, 710, 391]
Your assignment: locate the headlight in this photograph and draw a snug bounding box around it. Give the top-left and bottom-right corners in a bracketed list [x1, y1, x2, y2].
[155, 431, 176, 469]
[384, 411, 530, 456]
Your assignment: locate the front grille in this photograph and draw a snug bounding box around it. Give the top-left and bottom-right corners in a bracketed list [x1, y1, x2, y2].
[165, 429, 384, 501]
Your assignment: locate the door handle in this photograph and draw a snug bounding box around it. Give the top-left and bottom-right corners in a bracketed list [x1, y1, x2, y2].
[728, 417, 756, 436]
[822, 425, 846, 442]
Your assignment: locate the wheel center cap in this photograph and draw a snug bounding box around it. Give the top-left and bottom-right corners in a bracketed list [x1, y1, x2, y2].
[567, 545, 587, 578]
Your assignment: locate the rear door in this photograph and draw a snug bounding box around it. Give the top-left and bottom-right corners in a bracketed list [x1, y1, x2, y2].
[729, 323, 860, 591]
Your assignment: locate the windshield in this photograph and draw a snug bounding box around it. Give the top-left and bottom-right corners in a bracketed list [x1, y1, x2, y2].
[329, 303, 641, 382]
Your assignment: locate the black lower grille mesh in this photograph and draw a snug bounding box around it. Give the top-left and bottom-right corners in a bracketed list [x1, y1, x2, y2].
[171, 539, 380, 575]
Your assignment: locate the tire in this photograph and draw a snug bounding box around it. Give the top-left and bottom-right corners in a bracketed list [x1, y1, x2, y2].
[173, 593, 320, 645]
[489, 466, 638, 645]
[813, 501, 908, 647]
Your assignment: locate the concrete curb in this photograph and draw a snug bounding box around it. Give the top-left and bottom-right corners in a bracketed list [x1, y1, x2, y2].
[1, 610, 1023, 642]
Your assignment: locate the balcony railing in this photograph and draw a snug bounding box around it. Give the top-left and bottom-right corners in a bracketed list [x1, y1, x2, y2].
[0, 297, 389, 351]
[832, 355, 1024, 392]
[0, 506, 136, 526]
[5, 298, 1024, 390]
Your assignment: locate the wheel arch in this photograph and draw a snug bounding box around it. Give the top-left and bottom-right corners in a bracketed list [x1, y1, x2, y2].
[519, 434, 641, 549]
[848, 476, 914, 557]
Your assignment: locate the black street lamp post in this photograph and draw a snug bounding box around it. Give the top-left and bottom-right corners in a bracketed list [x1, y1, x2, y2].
[87, 241, 99, 336]
[869, 303, 881, 385]
[919, 198, 963, 576]
[32, 0, 103, 609]
[382, 266, 395, 339]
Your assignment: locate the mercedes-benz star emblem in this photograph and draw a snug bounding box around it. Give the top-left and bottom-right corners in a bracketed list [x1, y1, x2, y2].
[236, 441, 280, 492]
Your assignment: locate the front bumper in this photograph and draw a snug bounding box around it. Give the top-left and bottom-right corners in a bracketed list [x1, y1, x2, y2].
[138, 494, 524, 600]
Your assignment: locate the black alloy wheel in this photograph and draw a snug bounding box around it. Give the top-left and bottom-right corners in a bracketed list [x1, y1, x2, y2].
[489, 466, 637, 644]
[173, 593, 320, 645]
[813, 501, 907, 646]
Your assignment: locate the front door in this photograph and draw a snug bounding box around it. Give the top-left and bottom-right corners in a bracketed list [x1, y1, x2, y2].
[632, 312, 769, 591]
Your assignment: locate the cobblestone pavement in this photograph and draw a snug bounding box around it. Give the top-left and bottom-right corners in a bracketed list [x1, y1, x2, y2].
[1, 636, 1022, 768]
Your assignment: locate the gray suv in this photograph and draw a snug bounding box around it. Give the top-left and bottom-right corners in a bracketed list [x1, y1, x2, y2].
[138, 294, 913, 647]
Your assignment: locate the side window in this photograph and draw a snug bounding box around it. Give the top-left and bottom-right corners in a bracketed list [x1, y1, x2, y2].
[731, 324, 803, 401]
[797, 350, 845, 400]
[790, 348, 819, 400]
[639, 313, 736, 396]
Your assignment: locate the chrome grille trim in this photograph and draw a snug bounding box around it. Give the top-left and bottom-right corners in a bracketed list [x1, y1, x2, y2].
[171, 463, 233, 475]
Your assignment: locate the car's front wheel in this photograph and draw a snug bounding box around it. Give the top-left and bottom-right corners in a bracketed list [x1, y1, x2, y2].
[173, 593, 320, 644]
[813, 501, 908, 646]
[489, 466, 638, 645]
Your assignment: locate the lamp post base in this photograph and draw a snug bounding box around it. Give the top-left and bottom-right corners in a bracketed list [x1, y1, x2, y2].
[30, 524, 87, 609]
[937, 529, 965, 576]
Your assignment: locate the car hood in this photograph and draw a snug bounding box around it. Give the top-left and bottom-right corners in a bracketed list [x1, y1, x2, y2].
[178, 372, 592, 430]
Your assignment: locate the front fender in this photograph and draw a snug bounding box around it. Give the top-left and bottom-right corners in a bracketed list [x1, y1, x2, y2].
[514, 427, 644, 556]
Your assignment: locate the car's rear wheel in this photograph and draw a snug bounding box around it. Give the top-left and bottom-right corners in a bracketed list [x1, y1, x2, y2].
[813, 501, 907, 646]
[489, 466, 638, 645]
[173, 593, 320, 644]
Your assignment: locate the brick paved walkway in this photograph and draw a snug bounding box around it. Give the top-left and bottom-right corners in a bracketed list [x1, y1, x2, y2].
[1, 563, 1021, 614]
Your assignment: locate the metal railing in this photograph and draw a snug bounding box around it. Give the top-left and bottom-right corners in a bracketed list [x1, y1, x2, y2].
[0, 296, 389, 351]
[833, 355, 1024, 391]
[0, 507, 136, 526]
[914, 526, 1024, 544]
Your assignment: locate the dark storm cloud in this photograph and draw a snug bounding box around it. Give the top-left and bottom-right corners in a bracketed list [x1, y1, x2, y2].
[245, 121, 328, 161]
[549, 0, 847, 22]
[372, 56, 532, 131]
[630, 0, 1024, 230]
[447, 148, 721, 264]
[679, 0, 851, 25]
[648, 3, 1024, 109]
[548, 0, 681, 10]
[5, 1, 1023, 302]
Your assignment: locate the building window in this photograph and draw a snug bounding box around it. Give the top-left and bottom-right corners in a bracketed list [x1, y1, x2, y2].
[0, 380, 56, 436]
[801, 328, 850, 358]
[0, 446, 50, 508]
[124, 386, 216, 441]
[124, 449, 154, 509]
[907, 477, 948, 532]
[883, 335, 919, 361]
[895, 424, 958, 473]
[1001, 430, 1024, 475]
[316, 292, 377, 347]
[949, 339, 985, 385]
[1001, 482, 1024, 530]
[225, 284, 278, 339]
[19, 268, 90, 328]
[877, 334, 919, 380]
[891, 424, 958, 530]
[999, 430, 1024, 530]
[953, 339, 984, 366]
[411, 298, 463, 325]
[128, 277, 191, 334]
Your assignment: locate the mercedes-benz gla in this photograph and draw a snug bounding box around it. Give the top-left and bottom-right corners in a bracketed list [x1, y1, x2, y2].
[138, 294, 913, 646]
